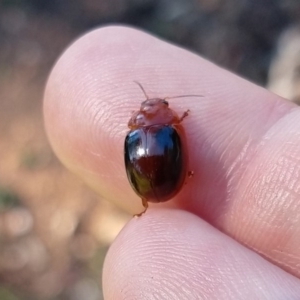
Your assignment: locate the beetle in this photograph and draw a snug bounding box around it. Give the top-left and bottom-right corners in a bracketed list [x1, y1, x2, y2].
[124, 82, 201, 216]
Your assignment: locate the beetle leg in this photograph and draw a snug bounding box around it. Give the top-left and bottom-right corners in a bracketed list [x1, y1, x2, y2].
[134, 198, 148, 217]
[179, 109, 190, 122]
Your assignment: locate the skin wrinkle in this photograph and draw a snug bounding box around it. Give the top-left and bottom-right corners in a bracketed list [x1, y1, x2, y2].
[257, 245, 300, 274]
[273, 250, 300, 264]
[225, 133, 253, 178]
[225, 137, 254, 206]
[259, 150, 299, 211]
[218, 130, 254, 205]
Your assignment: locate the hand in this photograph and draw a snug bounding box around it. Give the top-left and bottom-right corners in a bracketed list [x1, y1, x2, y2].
[44, 26, 300, 299]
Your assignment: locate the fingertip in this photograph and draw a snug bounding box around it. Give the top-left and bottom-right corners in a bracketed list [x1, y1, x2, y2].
[103, 209, 300, 299]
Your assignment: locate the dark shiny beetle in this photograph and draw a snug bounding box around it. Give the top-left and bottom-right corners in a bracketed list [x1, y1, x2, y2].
[124, 82, 199, 215]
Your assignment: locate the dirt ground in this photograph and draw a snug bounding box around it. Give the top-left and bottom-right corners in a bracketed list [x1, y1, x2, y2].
[0, 8, 130, 300]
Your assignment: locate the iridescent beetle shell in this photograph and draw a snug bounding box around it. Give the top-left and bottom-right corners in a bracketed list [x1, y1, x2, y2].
[124, 83, 195, 215]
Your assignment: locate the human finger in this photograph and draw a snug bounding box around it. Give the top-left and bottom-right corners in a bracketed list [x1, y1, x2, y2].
[103, 209, 300, 300]
[44, 26, 300, 276]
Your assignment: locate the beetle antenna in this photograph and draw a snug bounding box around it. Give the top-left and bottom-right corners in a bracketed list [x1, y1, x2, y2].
[133, 81, 149, 100]
[164, 94, 203, 100]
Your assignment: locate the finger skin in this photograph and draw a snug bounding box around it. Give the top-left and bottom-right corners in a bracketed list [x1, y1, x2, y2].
[103, 209, 300, 300]
[44, 26, 300, 275]
[43, 25, 292, 214]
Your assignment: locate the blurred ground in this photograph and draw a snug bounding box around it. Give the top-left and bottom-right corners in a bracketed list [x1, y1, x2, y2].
[0, 0, 300, 299]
